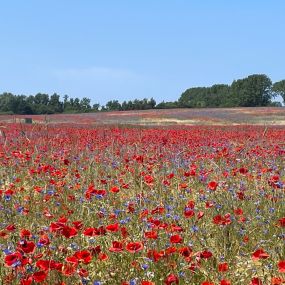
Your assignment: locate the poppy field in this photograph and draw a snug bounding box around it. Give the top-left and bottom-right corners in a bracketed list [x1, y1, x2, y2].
[0, 122, 284, 285]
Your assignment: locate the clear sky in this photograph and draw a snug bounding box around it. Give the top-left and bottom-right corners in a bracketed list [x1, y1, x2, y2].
[1, 0, 284, 105]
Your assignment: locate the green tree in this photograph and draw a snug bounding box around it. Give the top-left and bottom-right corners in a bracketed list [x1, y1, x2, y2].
[34, 93, 49, 105]
[49, 93, 63, 113]
[80, 97, 91, 112]
[231, 74, 273, 107]
[0, 93, 15, 112]
[272, 80, 285, 104]
[92, 103, 100, 111]
[73, 98, 81, 111]
[105, 100, 121, 111]
[156, 101, 178, 109]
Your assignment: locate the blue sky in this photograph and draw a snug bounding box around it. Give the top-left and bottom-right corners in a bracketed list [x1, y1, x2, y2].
[1, 0, 284, 105]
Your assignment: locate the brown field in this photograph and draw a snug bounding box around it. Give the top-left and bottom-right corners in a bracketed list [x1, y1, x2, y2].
[0, 107, 285, 126]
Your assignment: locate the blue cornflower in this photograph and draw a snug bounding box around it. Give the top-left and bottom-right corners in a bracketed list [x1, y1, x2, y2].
[191, 225, 199, 232]
[141, 264, 149, 270]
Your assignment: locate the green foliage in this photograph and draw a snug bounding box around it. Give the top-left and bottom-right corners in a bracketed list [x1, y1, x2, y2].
[156, 101, 179, 109]
[178, 74, 279, 108]
[0, 74, 283, 115]
[272, 80, 285, 103]
[231, 74, 272, 107]
[104, 98, 157, 111]
[0, 93, 100, 115]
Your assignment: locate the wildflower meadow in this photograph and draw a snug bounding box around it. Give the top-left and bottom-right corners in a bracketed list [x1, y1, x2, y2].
[0, 122, 284, 285]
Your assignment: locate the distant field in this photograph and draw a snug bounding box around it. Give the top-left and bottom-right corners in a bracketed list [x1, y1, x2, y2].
[1, 107, 285, 126]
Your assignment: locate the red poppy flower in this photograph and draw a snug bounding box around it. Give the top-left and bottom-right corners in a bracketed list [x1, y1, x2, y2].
[251, 277, 262, 285]
[66, 256, 78, 265]
[4, 252, 22, 267]
[278, 218, 285, 227]
[144, 231, 158, 239]
[0, 230, 8, 238]
[144, 175, 154, 184]
[83, 227, 95, 236]
[78, 268, 89, 277]
[201, 282, 214, 285]
[121, 226, 128, 238]
[36, 260, 63, 271]
[234, 208, 243, 216]
[74, 250, 92, 263]
[239, 167, 248, 174]
[6, 224, 16, 231]
[61, 226, 78, 238]
[106, 223, 120, 232]
[164, 273, 179, 284]
[88, 245, 101, 256]
[218, 262, 229, 272]
[20, 277, 33, 285]
[98, 252, 109, 261]
[170, 234, 183, 244]
[151, 206, 165, 214]
[179, 246, 192, 258]
[271, 277, 284, 285]
[208, 181, 218, 191]
[126, 242, 143, 253]
[184, 209, 195, 218]
[197, 211, 204, 219]
[278, 260, 285, 273]
[141, 282, 155, 285]
[110, 186, 120, 193]
[38, 234, 50, 246]
[18, 240, 36, 254]
[186, 200, 195, 208]
[109, 241, 123, 252]
[165, 247, 177, 255]
[32, 271, 48, 282]
[252, 248, 269, 260]
[72, 221, 83, 230]
[166, 173, 174, 179]
[200, 250, 213, 259]
[205, 201, 214, 208]
[20, 229, 32, 239]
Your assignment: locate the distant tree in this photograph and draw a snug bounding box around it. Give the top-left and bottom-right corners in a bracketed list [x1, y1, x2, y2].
[63, 95, 70, 110]
[0, 73, 280, 115]
[121, 101, 128, 111]
[126, 101, 134, 110]
[231, 74, 273, 107]
[80, 97, 91, 112]
[92, 103, 100, 111]
[0, 93, 15, 112]
[178, 87, 209, 108]
[34, 93, 49, 105]
[73, 98, 81, 111]
[272, 80, 285, 104]
[26, 95, 35, 105]
[148, 97, 156, 109]
[49, 93, 63, 113]
[105, 100, 121, 111]
[156, 101, 179, 109]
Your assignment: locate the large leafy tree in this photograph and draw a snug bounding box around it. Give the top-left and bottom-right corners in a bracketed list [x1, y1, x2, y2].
[231, 74, 273, 107]
[80, 97, 91, 112]
[272, 80, 285, 104]
[105, 100, 121, 111]
[49, 93, 63, 113]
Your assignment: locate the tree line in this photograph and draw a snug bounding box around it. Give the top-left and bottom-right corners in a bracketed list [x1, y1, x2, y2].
[0, 74, 284, 114]
[179, 74, 284, 108]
